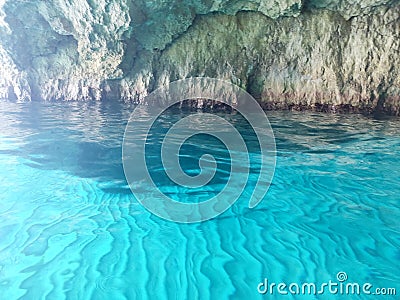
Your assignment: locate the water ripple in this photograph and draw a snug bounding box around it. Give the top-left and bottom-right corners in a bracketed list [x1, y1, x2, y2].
[0, 103, 398, 299]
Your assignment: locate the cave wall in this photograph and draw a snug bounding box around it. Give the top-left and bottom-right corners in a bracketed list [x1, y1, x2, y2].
[0, 0, 399, 114]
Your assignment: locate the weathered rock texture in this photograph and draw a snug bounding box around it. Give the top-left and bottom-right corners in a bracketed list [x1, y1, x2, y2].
[0, 0, 399, 114]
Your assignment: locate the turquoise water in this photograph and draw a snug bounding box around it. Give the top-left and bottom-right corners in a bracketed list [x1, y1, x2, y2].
[0, 101, 399, 299]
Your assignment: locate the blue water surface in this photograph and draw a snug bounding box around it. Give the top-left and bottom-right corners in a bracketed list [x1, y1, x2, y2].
[0, 101, 399, 299]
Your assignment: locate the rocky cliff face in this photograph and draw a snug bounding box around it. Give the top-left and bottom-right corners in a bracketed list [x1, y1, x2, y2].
[0, 0, 399, 114]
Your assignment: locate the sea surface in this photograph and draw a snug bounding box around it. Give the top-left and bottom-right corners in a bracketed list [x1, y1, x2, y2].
[0, 101, 399, 299]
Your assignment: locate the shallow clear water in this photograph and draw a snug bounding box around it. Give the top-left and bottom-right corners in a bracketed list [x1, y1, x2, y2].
[0, 101, 399, 299]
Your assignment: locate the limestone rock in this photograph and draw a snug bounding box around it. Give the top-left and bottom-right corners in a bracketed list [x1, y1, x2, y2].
[0, 0, 399, 114]
[306, 0, 397, 19]
[0, 45, 30, 101]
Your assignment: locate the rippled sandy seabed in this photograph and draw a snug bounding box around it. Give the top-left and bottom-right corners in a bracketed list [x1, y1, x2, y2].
[0, 101, 399, 299]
